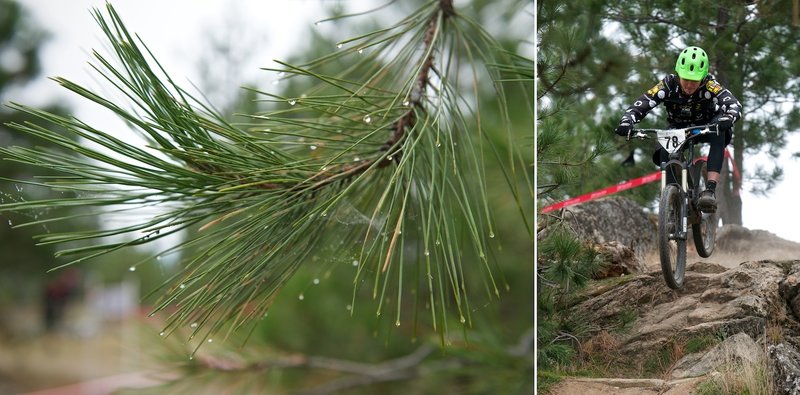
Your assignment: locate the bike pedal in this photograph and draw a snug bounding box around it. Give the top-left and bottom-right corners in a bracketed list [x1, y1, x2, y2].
[697, 200, 717, 213]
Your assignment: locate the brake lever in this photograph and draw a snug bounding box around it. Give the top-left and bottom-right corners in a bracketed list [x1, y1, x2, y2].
[627, 131, 647, 141]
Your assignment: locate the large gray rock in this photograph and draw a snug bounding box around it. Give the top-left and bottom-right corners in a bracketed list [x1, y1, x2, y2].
[770, 343, 800, 394]
[671, 332, 762, 378]
[593, 241, 648, 279]
[561, 196, 656, 259]
[780, 262, 800, 322]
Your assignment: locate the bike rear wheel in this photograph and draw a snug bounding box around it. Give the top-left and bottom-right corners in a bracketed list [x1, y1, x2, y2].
[659, 184, 686, 289]
[691, 159, 716, 257]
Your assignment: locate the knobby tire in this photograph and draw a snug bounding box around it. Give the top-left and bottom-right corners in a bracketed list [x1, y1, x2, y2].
[659, 184, 686, 289]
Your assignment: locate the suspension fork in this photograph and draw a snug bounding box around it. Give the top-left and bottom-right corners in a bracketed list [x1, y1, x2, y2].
[681, 166, 688, 238]
[661, 159, 689, 240]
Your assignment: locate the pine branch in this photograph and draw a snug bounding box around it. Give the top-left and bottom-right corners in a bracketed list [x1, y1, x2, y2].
[0, 1, 530, 347]
[159, 327, 534, 394]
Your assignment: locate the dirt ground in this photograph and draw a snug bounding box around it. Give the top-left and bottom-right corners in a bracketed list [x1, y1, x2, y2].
[546, 226, 800, 395]
[643, 226, 800, 271]
[548, 377, 706, 395]
[0, 312, 167, 395]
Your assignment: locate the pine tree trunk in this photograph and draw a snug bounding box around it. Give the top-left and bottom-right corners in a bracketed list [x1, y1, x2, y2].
[728, 123, 744, 225]
[716, 158, 730, 225]
[713, 6, 744, 225]
[794, 0, 799, 27]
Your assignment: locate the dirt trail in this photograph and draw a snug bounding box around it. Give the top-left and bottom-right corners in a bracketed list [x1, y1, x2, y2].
[0, 317, 164, 394]
[643, 226, 800, 270]
[549, 377, 705, 395]
[546, 226, 800, 395]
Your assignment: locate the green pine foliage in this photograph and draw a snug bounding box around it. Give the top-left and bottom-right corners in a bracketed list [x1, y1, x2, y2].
[0, 1, 531, 350]
[536, 0, 626, 375]
[536, 223, 601, 369]
[536, 0, 659, 208]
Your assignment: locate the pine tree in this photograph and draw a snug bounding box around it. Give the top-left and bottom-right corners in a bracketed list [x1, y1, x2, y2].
[0, 0, 532, 357]
[604, 0, 800, 224]
[536, 0, 615, 376]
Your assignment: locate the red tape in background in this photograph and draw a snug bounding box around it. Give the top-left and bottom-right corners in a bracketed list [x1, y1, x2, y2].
[540, 172, 660, 214]
[540, 149, 740, 214]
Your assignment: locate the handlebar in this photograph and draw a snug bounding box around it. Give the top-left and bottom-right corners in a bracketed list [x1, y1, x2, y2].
[627, 124, 719, 141]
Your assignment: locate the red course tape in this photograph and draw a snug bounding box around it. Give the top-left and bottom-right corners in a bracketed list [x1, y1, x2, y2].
[540, 150, 740, 214]
[540, 172, 660, 214]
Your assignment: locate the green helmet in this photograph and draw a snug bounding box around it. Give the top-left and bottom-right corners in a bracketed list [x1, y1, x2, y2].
[675, 46, 709, 81]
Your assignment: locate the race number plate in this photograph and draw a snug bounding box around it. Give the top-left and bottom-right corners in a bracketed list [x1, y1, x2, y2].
[657, 129, 685, 154]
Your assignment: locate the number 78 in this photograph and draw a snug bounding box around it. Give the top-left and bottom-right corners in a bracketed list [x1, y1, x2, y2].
[663, 136, 680, 149]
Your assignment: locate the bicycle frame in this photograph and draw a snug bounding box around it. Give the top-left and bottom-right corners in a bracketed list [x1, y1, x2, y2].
[628, 124, 719, 289]
[664, 138, 697, 239]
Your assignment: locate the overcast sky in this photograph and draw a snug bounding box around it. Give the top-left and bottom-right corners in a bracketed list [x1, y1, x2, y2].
[14, 1, 344, 108]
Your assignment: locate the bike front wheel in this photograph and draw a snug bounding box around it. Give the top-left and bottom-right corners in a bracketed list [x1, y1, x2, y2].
[659, 184, 686, 289]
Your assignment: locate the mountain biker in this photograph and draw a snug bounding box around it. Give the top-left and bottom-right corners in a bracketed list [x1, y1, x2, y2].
[614, 46, 742, 213]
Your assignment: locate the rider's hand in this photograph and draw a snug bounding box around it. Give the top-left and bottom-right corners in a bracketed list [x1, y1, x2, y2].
[715, 115, 733, 131]
[615, 120, 632, 138]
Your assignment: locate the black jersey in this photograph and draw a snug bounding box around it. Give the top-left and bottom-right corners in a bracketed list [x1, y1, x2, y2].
[621, 74, 742, 127]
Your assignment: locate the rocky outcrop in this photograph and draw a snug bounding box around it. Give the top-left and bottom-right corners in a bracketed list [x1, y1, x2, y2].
[561, 197, 656, 260]
[573, 261, 781, 356]
[542, 196, 800, 394]
[716, 224, 800, 261]
[570, 259, 800, 392]
[592, 241, 648, 279]
[770, 343, 800, 393]
[671, 332, 763, 378]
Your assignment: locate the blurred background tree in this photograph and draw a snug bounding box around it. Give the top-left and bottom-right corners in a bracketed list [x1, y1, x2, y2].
[0, 0, 172, 339]
[0, 0, 78, 334]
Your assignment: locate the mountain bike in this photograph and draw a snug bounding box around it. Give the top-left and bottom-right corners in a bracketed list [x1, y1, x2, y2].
[629, 124, 719, 289]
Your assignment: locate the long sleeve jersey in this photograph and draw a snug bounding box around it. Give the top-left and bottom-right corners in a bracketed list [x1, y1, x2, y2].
[621, 74, 742, 127]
